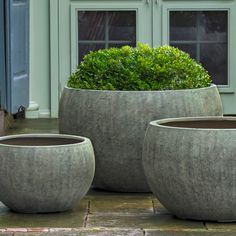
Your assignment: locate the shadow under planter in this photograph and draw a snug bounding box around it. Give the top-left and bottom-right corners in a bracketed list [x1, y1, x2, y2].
[143, 117, 236, 222]
[59, 85, 223, 192]
[0, 134, 95, 213]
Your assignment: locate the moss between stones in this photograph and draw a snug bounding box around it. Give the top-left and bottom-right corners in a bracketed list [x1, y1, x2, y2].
[68, 43, 212, 91]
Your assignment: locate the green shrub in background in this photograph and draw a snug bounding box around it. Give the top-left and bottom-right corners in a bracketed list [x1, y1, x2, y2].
[68, 43, 212, 90]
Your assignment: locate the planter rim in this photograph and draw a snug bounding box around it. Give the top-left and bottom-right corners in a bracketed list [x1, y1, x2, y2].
[0, 133, 89, 148]
[65, 84, 216, 93]
[150, 116, 236, 131]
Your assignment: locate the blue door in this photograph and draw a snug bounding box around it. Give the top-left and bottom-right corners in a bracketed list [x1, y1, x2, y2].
[5, 0, 29, 114]
[0, 0, 6, 109]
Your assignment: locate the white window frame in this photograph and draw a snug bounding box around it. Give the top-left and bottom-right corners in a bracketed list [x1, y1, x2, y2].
[162, 1, 236, 94]
[70, 1, 150, 73]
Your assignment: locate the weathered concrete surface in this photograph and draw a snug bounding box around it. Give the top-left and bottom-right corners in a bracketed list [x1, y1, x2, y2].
[0, 134, 95, 213]
[59, 85, 223, 192]
[0, 110, 4, 136]
[143, 117, 236, 222]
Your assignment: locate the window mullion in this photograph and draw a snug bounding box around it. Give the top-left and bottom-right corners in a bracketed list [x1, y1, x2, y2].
[105, 11, 109, 48]
[196, 11, 201, 62]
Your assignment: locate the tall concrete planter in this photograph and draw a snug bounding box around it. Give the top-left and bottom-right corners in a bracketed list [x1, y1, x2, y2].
[143, 117, 236, 221]
[0, 134, 95, 213]
[59, 85, 223, 192]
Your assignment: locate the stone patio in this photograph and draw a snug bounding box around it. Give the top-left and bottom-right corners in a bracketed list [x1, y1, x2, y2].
[0, 118, 235, 235]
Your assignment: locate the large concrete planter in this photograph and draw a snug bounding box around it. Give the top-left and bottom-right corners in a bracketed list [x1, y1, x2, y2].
[143, 117, 236, 221]
[59, 85, 223, 192]
[0, 134, 95, 213]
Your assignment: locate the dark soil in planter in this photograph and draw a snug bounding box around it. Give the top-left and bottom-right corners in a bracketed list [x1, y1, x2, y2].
[0, 137, 83, 146]
[163, 120, 236, 129]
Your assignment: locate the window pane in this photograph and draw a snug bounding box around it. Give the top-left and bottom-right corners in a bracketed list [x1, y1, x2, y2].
[199, 11, 228, 41]
[79, 44, 105, 62]
[78, 11, 105, 40]
[170, 43, 197, 59]
[169, 10, 228, 85]
[109, 42, 136, 48]
[170, 11, 197, 41]
[77, 10, 137, 65]
[200, 43, 228, 85]
[108, 11, 136, 41]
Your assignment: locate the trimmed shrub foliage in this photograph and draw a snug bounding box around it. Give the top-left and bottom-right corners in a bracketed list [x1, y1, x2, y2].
[68, 43, 212, 90]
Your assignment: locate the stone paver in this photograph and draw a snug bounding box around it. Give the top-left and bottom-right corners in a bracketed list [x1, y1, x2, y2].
[152, 199, 170, 215]
[205, 222, 236, 231]
[6, 118, 58, 135]
[86, 189, 154, 216]
[145, 230, 236, 236]
[87, 214, 205, 230]
[0, 200, 87, 228]
[14, 228, 143, 236]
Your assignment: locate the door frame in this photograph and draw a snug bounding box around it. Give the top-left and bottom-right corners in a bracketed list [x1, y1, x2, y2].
[49, 0, 59, 118]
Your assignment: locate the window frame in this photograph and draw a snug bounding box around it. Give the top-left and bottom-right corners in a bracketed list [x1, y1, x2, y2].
[70, 1, 148, 73]
[162, 1, 236, 94]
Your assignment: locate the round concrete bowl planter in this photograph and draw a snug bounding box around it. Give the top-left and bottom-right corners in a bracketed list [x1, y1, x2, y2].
[143, 117, 236, 222]
[0, 134, 95, 213]
[59, 84, 223, 192]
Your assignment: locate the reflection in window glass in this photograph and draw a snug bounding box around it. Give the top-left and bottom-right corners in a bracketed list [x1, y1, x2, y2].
[200, 43, 228, 85]
[170, 11, 228, 85]
[108, 11, 136, 41]
[199, 11, 228, 41]
[78, 44, 105, 63]
[78, 11, 136, 63]
[78, 11, 105, 40]
[171, 43, 197, 59]
[170, 11, 197, 41]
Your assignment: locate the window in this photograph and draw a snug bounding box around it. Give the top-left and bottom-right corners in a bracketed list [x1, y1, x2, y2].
[169, 11, 228, 85]
[78, 11, 136, 63]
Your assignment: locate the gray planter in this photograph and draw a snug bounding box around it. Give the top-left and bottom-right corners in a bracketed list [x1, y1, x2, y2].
[59, 85, 223, 192]
[143, 117, 236, 222]
[0, 134, 95, 213]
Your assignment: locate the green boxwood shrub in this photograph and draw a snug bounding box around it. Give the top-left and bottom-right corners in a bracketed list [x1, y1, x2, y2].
[68, 43, 212, 90]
